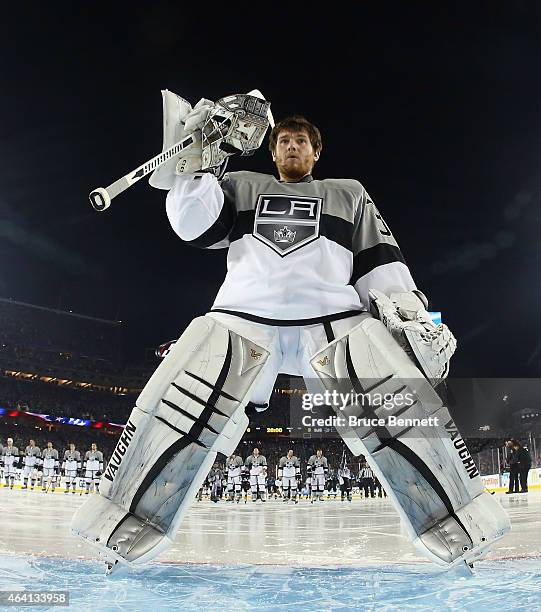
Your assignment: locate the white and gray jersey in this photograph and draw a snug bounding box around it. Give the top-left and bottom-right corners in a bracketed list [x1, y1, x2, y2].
[245, 454, 267, 474]
[42, 448, 59, 469]
[208, 468, 223, 483]
[1, 446, 19, 465]
[226, 455, 243, 476]
[64, 450, 81, 465]
[84, 451, 103, 470]
[339, 467, 352, 480]
[308, 455, 328, 475]
[279, 455, 300, 478]
[24, 446, 41, 466]
[166, 171, 417, 323]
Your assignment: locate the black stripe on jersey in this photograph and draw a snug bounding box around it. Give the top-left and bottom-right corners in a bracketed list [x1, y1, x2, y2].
[350, 244, 406, 285]
[319, 215, 353, 251]
[210, 308, 364, 326]
[127, 336, 233, 514]
[183, 197, 236, 249]
[229, 211, 353, 251]
[229, 210, 254, 243]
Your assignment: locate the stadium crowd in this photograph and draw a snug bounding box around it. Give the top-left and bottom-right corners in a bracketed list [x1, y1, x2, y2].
[0, 376, 134, 422]
[0, 298, 121, 361]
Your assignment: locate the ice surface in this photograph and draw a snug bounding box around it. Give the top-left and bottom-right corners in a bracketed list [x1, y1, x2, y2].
[0, 489, 540, 610]
[0, 555, 540, 611]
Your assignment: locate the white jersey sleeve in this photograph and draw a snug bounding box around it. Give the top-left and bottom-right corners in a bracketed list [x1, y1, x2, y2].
[351, 188, 417, 308]
[166, 173, 232, 248]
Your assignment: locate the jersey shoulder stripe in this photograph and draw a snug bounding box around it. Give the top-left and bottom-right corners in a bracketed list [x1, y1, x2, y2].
[350, 244, 406, 285]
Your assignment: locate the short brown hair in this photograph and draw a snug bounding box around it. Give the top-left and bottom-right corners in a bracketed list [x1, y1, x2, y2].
[269, 115, 322, 155]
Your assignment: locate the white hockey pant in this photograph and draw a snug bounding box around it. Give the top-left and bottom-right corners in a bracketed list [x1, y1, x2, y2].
[64, 471, 78, 489]
[42, 467, 55, 479]
[22, 465, 37, 487]
[310, 473, 325, 498]
[70, 316, 268, 569]
[84, 470, 100, 490]
[250, 473, 266, 499]
[282, 476, 297, 498]
[4, 462, 16, 477]
[310, 316, 511, 568]
[4, 463, 16, 485]
[227, 475, 242, 498]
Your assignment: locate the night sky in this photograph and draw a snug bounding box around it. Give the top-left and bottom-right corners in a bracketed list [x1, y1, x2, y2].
[1, 2, 541, 376]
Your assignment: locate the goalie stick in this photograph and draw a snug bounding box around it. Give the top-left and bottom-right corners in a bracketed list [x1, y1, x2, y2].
[89, 133, 198, 211]
[89, 89, 274, 212]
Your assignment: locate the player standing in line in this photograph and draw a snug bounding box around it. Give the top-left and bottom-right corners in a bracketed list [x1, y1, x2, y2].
[41, 442, 59, 493]
[225, 453, 244, 502]
[63, 443, 81, 494]
[1, 439, 19, 489]
[208, 463, 223, 502]
[274, 474, 283, 499]
[241, 465, 251, 504]
[303, 474, 312, 500]
[266, 471, 277, 499]
[326, 469, 340, 500]
[21, 439, 41, 490]
[338, 464, 353, 502]
[82, 443, 103, 495]
[278, 449, 301, 504]
[245, 447, 267, 502]
[308, 449, 328, 503]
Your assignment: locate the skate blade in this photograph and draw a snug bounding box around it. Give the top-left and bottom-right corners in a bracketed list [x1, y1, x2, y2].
[446, 560, 475, 579]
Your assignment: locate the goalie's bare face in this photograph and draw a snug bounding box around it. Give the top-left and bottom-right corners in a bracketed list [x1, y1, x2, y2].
[272, 129, 319, 182]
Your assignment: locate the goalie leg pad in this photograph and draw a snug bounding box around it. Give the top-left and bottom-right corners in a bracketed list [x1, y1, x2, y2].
[71, 315, 269, 568]
[310, 316, 510, 567]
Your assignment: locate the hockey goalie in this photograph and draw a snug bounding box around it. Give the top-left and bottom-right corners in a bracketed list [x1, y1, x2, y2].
[72, 88, 510, 573]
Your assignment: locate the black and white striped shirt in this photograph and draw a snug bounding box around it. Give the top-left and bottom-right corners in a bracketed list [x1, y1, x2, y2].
[359, 466, 374, 479]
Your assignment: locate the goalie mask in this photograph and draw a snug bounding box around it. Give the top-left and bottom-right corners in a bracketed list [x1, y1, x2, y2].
[200, 91, 275, 171]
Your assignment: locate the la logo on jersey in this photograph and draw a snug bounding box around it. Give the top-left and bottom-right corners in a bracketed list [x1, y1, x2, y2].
[253, 194, 322, 256]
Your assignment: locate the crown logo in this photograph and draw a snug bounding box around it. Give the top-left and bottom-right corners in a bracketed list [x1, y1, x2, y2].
[317, 356, 330, 366]
[274, 225, 296, 243]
